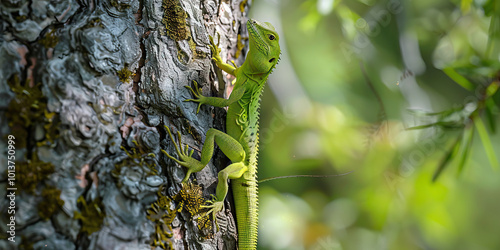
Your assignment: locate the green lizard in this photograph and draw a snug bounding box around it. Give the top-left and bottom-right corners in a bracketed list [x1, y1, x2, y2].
[162, 19, 280, 249]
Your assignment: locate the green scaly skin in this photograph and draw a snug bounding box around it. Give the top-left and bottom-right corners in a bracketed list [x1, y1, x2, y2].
[162, 19, 280, 249]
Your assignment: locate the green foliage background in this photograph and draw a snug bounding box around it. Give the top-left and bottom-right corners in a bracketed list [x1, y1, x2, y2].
[249, 0, 500, 249]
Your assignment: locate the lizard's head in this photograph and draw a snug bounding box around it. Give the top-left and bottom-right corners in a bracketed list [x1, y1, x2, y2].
[247, 19, 280, 74]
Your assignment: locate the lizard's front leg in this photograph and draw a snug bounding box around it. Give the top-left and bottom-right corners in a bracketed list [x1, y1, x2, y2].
[184, 80, 246, 113]
[209, 33, 238, 76]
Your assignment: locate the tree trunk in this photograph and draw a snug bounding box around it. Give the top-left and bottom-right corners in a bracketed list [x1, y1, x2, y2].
[0, 0, 249, 249]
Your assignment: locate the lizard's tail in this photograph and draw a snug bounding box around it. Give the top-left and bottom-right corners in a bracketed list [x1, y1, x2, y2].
[233, 177, 259, 250]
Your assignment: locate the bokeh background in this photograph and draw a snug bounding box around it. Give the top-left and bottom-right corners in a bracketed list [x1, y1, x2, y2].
[249, 0, 500, 249]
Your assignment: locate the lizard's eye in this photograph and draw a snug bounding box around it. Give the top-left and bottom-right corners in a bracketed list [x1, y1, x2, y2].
[268, 34, 275, 40]
[269, 58, 275, 63]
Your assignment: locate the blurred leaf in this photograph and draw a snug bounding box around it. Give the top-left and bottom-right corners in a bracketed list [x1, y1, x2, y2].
[299, 0, 322, 33]
[447, 61, 500, 78]
[460, 64, 500, 78]
[407, 120, 464, 130]
[460, 0, 472, 13]
[433, 136, 462, 182]
[474, 117, 499, 169]
[443, 67, 475, 91]
[486, 82, 500, 98]
[484, 81, 499, 134]
[485, 98, 497, 134]
[485, 1, 500, 59]
[299, 11, 322, 33]
[457, 125, 474, 175]
[483, 0, 498, 16]
[408, 106, 464, 117]
[335, 4, 362, 41]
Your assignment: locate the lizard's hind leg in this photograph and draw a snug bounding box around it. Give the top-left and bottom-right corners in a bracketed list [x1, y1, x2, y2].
[162, 126, 206, 182]
[203, 128, 248, 201]
[162, 126, 247, 184]
[162, 126, 248, 226]
[200, 128, 248, 226]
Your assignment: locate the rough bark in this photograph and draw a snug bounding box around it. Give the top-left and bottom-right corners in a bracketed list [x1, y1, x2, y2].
[0, 0, 249, 249]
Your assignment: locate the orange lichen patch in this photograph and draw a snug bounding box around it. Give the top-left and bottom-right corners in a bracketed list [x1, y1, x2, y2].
[56, 4, 73, 21]
[16, 45, 28, 66]
[90, 171, 99, 187]
[75, 164, 98, 188]
[27, 57, 36, 87]
[75, 164, 90, 188]
[120, 117, 135, 138]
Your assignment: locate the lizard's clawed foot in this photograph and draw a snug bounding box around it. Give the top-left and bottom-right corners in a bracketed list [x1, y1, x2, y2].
[161, 126, 205, 182]
[208, 33, 223, 65]
[201, 196, 224, 231]
[184, 80, 206, 114]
